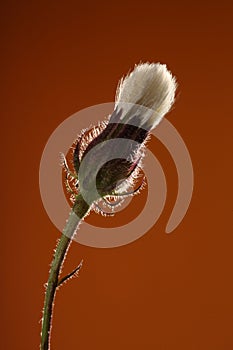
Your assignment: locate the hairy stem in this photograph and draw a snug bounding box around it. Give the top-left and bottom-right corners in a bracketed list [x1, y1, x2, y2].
[40, 194, 90, 350]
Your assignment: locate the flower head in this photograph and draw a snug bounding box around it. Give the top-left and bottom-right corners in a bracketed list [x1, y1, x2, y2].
[64, 63, 177, 213]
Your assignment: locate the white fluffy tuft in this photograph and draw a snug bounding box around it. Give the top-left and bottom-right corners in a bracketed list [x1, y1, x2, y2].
[115, 62, 177, 129]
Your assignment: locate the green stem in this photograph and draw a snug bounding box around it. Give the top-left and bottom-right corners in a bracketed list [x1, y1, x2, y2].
[40, 194, 90, 350]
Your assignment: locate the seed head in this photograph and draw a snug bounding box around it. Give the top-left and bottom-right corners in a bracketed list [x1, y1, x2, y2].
[65, 62, 177, 210]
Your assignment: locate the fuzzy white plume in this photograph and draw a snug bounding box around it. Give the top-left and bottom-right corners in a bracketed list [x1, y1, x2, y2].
[115, 62, 177, 129]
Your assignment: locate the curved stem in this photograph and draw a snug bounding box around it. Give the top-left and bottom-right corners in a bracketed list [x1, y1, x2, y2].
[40, 194, 90, 350]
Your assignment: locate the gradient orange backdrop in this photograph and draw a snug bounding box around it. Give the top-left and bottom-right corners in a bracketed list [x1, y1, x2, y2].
[1, 1, 232, 349]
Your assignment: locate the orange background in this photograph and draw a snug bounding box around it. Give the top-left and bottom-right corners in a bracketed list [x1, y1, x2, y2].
[1, 1, 232, 349]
